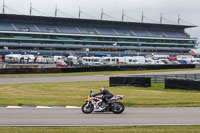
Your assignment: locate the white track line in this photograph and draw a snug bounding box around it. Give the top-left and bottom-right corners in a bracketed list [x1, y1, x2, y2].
[6, 106, 22, 108]
[1, 124, 200, 127]
[36, 106, 53, 108]
[0, 106, 81, 109]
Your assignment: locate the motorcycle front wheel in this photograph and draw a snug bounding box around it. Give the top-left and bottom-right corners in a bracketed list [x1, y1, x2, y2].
[111, 102, 125, 114]
[82, 102, 94, 114]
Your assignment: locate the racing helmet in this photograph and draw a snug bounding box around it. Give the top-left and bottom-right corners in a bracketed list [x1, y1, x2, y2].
[100, 87, 105, 92]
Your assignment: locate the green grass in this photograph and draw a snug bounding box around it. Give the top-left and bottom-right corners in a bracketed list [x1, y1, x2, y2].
[0, 81, 200, 107]
[0, 68, 199, 77]
[0, 126, 200, 133]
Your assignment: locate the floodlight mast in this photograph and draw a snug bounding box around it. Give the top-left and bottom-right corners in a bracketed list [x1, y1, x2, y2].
[141, 11, 144, 23]
[78, 6, 81, 18]
[122, 10, 124, 21]
[3, 0, 5, 14]
[30, 2, 32, 15]
[55, 4, 57, 17]
[178, 14, 180, 24]
[160, 13, 163, 24]
[101, 8, 103, 20]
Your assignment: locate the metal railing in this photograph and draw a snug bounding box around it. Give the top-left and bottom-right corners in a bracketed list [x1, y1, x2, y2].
[132, 74, 200, 83]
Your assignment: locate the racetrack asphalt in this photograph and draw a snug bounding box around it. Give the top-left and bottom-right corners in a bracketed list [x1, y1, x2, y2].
[1, 70, 200, 84]
[0, 107, 200, 126]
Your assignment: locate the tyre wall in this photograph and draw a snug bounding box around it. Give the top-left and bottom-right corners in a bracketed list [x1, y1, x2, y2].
[109, 77, 151, 87]
[165, 78, 200, 90]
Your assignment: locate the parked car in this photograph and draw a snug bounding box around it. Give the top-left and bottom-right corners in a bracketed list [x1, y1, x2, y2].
[56, 59, 68, 67]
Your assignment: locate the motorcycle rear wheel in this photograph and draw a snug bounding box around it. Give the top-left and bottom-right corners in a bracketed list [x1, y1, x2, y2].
[82, 102, 94, 114]
[111, 102, 125, 114]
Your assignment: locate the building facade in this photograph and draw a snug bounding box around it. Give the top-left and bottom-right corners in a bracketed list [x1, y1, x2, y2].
[0, 14, 197, 56]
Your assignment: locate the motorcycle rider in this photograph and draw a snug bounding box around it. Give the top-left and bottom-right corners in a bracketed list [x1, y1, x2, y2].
[93, 87, 114, 105]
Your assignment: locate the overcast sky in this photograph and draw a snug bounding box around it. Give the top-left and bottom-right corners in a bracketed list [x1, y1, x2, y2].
[0, 0, 199, 41]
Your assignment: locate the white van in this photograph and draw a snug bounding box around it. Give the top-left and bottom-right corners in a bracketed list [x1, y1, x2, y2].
[82, 57, 103, 66]
[5, 54, 22, 63]
[22, 55, 35, 63]
[145, 58, 154, 64]
[53, 56, 63, 63]
[153, 60, 165, 64]
[102, 57, 125, 65]
[124, 56, 142, 65]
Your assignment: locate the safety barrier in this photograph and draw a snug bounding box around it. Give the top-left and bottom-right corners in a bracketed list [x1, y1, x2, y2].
[165, 78, 200, 90]
[109, 77, 151, 87]
[0, 64, 195, 74]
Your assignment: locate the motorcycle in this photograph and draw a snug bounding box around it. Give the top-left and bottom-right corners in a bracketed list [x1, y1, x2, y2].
[82, 90, 125, 114]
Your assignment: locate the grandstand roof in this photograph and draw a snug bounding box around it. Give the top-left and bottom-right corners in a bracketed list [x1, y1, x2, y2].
[0, 14, 197, 30]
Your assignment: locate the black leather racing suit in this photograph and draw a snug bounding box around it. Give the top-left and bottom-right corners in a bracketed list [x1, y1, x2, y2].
[94, 89, 113, 103]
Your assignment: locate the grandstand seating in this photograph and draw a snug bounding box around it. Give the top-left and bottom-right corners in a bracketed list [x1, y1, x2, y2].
[0, 22, 15, 31]
[149, 30, 164, 37]
[115, 28, 133, 36]
[132, 30, 150, 37]
[0, 21, 190, 39]
[14, 23, 38, 32]
[96, 27, 117, 36]
[178, 32, 190, 38]
[77, 26, 99, 35]
[164, 31, 180, 38]
[57, 25, 79, 34]
[36, 24, 58, 33]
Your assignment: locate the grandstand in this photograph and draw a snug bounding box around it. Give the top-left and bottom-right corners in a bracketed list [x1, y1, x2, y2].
[0, 14, 197, 56]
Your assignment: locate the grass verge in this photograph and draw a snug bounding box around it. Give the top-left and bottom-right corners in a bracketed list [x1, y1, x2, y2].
[0, 81, 200, 107]
[0, 126, 200, 133]
[0, 68, 199, 77]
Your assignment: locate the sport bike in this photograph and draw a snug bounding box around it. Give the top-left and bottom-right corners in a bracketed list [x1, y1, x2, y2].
[82, 90, 125, 114]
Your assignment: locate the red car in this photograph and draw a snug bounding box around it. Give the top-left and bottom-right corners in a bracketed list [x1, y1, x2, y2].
[56, 62, 68, 67]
